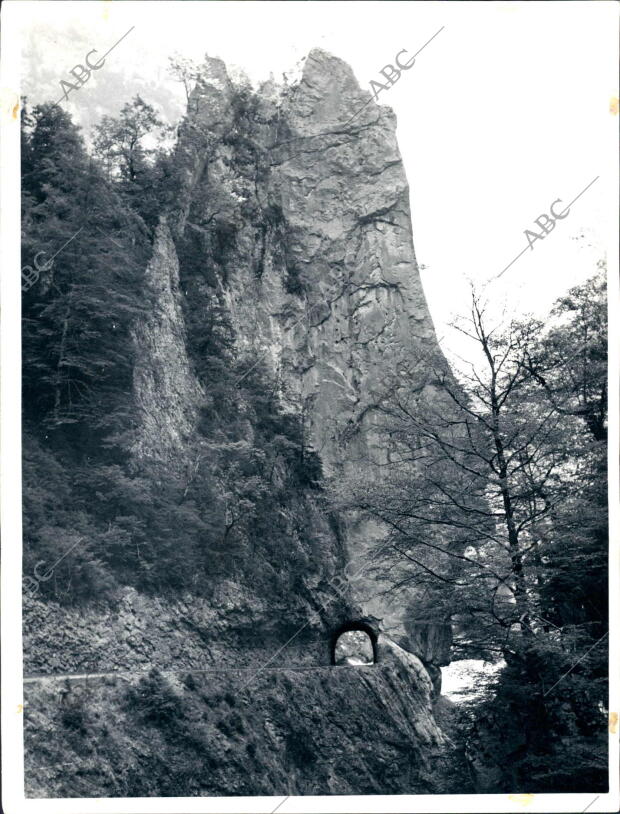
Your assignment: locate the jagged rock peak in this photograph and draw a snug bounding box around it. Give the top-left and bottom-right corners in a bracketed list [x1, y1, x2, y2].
[286, 47, 393, 135]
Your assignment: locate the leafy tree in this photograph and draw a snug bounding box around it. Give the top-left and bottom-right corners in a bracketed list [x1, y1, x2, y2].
[22, 102, 150, 449]
[93, 95, 166, 231]
[94, 95, 164, 183]
[523, 266, 607, 442]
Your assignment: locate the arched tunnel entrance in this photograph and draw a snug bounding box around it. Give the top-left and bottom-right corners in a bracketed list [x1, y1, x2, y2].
[331, 621, 378, 666]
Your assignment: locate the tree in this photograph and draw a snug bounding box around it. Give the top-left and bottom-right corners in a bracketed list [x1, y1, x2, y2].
[93, 95, 164, 183]
[22, 101, 150, 447]
[93, 95, 166, 231]
[525, 270, 608, 641]
[168, 54, 200, 104]
[523, 266, 607, 442]
[339, 297, 566, 655]
[337, 273, 608, 790]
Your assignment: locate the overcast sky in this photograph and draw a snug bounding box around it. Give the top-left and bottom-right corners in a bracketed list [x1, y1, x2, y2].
[13, 0, 618, 364]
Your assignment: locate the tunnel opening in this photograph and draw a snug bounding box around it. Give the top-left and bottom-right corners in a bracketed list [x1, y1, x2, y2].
[331, 621, 378, 666]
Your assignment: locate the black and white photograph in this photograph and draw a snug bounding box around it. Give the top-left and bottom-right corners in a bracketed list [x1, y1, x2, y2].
[1, 2, 618, 812]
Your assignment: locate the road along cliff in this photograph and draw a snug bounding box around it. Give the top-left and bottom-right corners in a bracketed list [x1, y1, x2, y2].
[23, 48, 459, 797]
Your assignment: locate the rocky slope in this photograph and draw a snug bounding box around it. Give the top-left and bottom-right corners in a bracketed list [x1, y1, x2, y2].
[24, 638, 449, 797]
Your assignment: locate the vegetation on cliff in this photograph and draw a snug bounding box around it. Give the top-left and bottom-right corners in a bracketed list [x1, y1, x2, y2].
[21, 58, 608, 796]
[22, 95, 324, 606]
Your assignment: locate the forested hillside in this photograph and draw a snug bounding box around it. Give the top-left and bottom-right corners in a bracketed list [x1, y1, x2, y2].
[22, 96, 327, 605]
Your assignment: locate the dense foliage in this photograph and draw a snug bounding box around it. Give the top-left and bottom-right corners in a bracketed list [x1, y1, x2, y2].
[22, 96, 322, 607]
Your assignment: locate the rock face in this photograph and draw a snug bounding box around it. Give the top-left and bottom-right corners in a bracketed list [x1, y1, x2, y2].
[23, 48, 455, 796]
[24, 586, 334, 675]
[135, 47, 449, 657]
[24, 657, 447, 798]
[270, 50, 438, 482]
[130, 218, 204, 461]
[168, 48, 439, 476]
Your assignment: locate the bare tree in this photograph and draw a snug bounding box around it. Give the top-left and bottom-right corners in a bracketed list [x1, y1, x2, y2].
[168, 55, 200, 104]
[337, 285, 595, 660]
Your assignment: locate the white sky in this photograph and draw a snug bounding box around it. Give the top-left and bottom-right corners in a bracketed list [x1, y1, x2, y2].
[13, 0, 619, 363]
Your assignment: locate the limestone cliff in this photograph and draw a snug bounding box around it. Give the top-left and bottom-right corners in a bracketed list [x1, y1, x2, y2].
[23, 48, 455, 797]
[130, 217, 204, 461]
[135, 48, 451, 666]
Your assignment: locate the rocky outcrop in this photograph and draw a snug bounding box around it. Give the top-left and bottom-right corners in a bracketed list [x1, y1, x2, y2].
[128, 47, 450, 646]
[405, 622, 453, 666]
[130, 217, 204, 462]
[404, 621, 453, 696]
[24, 587, 332, 674]
[24, 657, 447, 797]
[23, 47, 456, 797]
[270, 49, 438, 481]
